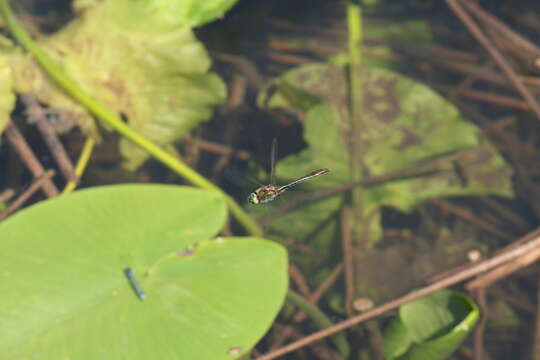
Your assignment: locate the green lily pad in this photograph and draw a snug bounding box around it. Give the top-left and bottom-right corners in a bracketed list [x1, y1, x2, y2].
[3, 0, 228, 169]
[384, 290, 479, 360]
[0, 185, 288, 359]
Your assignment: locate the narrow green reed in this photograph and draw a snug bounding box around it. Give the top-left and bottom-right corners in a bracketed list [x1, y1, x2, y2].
[347, 2, 368, 247]
[0, 0, 262, 237]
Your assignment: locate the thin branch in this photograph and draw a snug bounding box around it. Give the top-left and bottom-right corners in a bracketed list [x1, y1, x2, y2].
[0, 170, 56, 221]
[5, 122, 59, 197]
[0, 189, 15, 203]
[184, 136, 251, 161]
[473, 288, 487, 360]
[256, 228, 540, 360]
[289, 265, 312, 298]
[434, 85, 533, 112]
[478, 197, 529, 232]
[341, 206, 355, 315]
[21, 93, 77, 182]
[466, 244, 540, 291]
[533, 280, 540, 360]
[445, 0, 540, 121]
[286, 290, 350, 358]
[293, 263, 344, 323]
[271, 264, 345, 352]
[460, 0, 540, 58]
[431, 199, 514, 241]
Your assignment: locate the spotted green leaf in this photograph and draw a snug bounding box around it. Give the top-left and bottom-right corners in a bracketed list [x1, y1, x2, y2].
[258, 62, 512, 264]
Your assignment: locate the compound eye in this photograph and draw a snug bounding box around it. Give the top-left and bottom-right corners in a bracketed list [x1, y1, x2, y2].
[248, 193, 259, 204]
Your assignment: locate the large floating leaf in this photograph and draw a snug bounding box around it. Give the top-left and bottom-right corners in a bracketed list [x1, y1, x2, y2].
[258, 62, 512, 265]
[383, 290, 479, 360]
[3, 0, 229, 168]
[0, 185, 288, 359]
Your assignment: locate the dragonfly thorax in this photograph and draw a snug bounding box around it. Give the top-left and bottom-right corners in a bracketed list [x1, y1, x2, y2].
[249, 185, 285, 205]
[247, 192, 260, 204]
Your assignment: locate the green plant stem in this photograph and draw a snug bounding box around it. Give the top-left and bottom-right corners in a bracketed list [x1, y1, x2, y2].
[286, 290, 350, 357]
[347, 3, 362, 67]
[347, 3, 368, 247]
[62, 136, 95, 195]
[0, 0, 262, 237]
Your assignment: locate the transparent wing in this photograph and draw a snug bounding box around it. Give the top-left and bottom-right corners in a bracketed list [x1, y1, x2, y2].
[270, 138, 277, 185]
[278, 168, 330, 192]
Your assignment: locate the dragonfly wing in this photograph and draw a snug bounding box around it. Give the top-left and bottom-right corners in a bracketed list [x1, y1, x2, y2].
[269, 138, 277, 185]
[278, 168, 330, 192]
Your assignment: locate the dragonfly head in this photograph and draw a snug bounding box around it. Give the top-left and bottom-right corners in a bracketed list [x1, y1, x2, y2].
[247, 192, 260, 204]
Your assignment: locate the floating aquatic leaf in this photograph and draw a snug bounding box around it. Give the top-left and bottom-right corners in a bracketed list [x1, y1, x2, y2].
[2, 0, 229, 169]
[0, 185, 288, 359]
[383, 290, 479, 360]
[258, 62, 512, 267]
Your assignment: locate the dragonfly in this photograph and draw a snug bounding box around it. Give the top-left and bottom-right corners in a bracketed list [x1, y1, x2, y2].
[248, 139, 330, 204]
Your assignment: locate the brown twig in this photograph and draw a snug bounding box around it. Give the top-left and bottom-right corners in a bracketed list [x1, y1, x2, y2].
[436, 228, 540, 286]
[430, 199, 514, 241]
[267, 323, 305, 354]
[472, 288, 487, 360]
[267, 51, 312, 66]
[267, 19, 347, 39]
[366, 321, 386, 360]
[341, 207, 354, 316]
[289, 265, 312, 298]
[21, 94, 77, 182]
[455, 100, 518, 153]
[293, 263, 344, 323]
[533, 280, 540, 360]
[428, 250, 483, 284]
[256, 228, 540, 360]
[0, 189, 15, 203]
[466, 243, 540, 291]
[271, 265, 344, 351]
[0, 170, 56, 222]
[459, 0, 540, 62]
[184, 136, 251, 161]
[268, 38, 341, 56]
[424, 45, 480, 63]
[434, 84, 532, 111]
[490, 286, 535, 314]
[183, 132, 201, 168]
[432, 57, 540, 89]
[226, 74, 247, 110]
[213, 53, 265, 90]
[445, 0, 540, 121]
[478, 197, 529, 232]
[5, 122, 59, 197]
[449, 62, 488, 100]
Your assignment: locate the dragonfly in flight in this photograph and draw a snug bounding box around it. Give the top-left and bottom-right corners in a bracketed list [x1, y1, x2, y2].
[248, 139, 329, 204]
